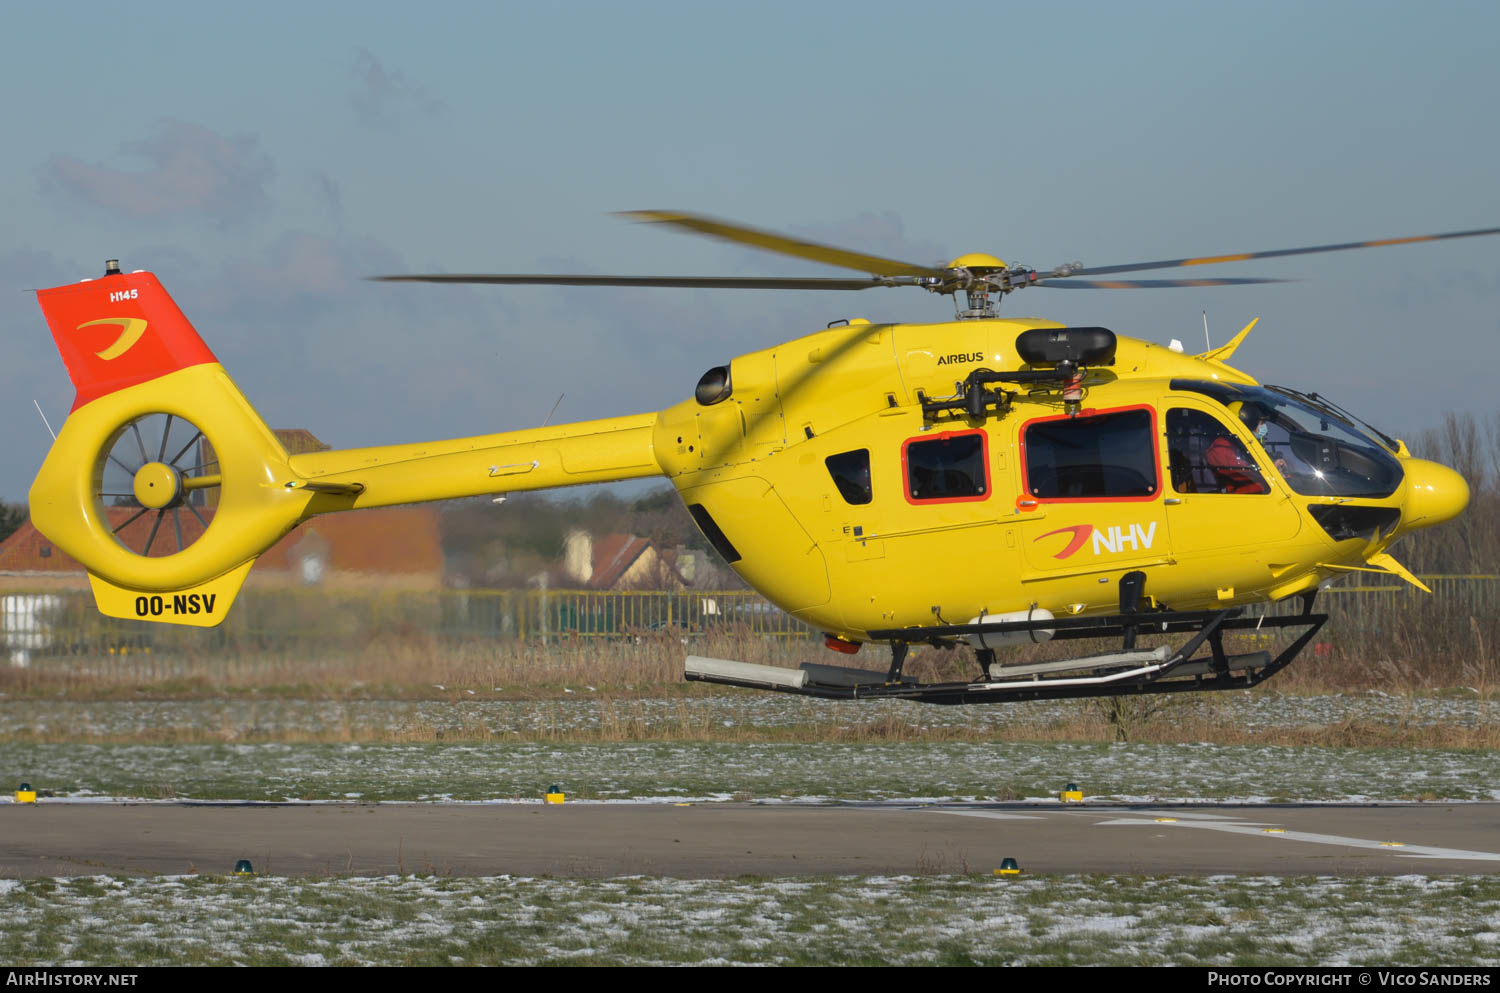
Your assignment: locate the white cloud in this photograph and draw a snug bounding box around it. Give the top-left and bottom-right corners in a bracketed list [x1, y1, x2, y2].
[41, 121, 275, 225]
[349, 48, 446, 129]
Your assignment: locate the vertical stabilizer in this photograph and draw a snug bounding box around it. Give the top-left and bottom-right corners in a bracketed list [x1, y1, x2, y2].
[37, 266, 219, 411]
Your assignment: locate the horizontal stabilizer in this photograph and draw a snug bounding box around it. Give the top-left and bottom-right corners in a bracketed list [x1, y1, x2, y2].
[284, 480, 366, 496]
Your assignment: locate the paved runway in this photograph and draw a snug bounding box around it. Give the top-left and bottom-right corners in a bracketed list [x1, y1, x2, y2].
[3, 801, 1498, 878]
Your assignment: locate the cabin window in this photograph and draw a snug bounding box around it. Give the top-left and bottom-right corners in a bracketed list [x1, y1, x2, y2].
[1023, 406, 1158, 500]
[687, 503, 741, 563]
[825, 449, 873, 505]
[1166, 408, 1268, 495]
[903, 430, 989, 503]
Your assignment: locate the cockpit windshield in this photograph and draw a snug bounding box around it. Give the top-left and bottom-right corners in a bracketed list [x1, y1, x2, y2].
[1169, 380, 1404, 498]
[1264, 385, 1400, 453]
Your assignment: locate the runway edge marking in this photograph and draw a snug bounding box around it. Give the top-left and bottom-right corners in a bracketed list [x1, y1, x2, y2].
[1094, 812, 1500, 862]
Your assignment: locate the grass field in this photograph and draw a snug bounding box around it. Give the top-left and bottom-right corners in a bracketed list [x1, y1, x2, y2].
[4, 615, 1496, 703]
[6, 735, 1500, 803]
[3, 637, 1497, 967]
[1, 688, 1496, 749]
[3, 873, 1497, 966]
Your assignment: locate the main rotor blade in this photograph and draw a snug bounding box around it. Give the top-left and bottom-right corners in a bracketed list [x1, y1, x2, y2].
[620, 210, 949, 279]
[1035, 277, 1290, 289]
[373, 274, 914, 290]
[1073, 225, 1500, 277]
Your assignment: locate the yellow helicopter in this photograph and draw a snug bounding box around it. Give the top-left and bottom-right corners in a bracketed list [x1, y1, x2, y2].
[26, 213, 1486, 704]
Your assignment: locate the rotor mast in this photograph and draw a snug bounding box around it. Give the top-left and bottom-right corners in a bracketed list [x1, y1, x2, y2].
[941, 253, 1015, 319]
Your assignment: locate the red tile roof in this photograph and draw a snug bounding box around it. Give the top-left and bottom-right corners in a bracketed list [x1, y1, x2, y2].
[259, 508, 443, 575]
[587, 533, 653, 589]
[0, 506, 210, 572]
[0, 506, 441, 579]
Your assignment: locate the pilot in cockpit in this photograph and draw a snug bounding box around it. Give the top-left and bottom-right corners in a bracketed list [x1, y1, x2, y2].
[1206, 402, 1283, 494]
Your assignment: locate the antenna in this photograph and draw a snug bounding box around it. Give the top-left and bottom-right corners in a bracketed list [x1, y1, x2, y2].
[1202, 311, 1211, 351]
[542, 393, 565, 427]
[33, 400, 56, 441]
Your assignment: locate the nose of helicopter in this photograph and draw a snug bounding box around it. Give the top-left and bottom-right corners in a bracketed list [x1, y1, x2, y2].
[1400, 458, 1470, 531]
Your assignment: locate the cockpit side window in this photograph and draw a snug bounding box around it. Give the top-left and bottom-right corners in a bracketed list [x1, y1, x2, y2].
[1166, 408, 1268, 495]
[1167, 379, 1403, 497]
[825, 449, 873, 505]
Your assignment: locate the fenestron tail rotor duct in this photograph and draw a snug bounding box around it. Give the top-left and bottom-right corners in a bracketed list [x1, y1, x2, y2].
[96, 413, 219, 557]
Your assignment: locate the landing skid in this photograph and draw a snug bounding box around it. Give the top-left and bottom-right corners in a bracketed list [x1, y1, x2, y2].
[686, 598, 1327, 705]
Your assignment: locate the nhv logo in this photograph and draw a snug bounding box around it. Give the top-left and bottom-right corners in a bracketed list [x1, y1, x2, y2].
[1090, 522, 1157, 555]
[1036, 522, 1157, 559]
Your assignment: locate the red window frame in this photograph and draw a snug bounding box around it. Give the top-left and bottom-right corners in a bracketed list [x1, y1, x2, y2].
[1018, 404, 1161, 505]
[900, 428, 991, 506]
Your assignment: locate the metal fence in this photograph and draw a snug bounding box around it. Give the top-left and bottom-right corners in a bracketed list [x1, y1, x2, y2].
[1307, 575, 1500, 634]
[1, 587, 814, 662]
[3, 577, 1497, 664]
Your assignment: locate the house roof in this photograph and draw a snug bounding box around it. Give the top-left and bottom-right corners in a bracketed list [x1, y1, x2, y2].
[0, 506, 210, 573]
[587, 533, 653, 589]
[0, 517, 76, 574]
[0, 506, 442, 577]
[258, 508, 443, 574]
[274, 429, 331, 455]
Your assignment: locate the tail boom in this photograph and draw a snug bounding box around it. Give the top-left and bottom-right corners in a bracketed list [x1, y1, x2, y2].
[285, 412, 661, 510]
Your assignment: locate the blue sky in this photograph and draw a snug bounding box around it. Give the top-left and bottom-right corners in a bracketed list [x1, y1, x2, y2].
[3, 0, 1498, 501]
